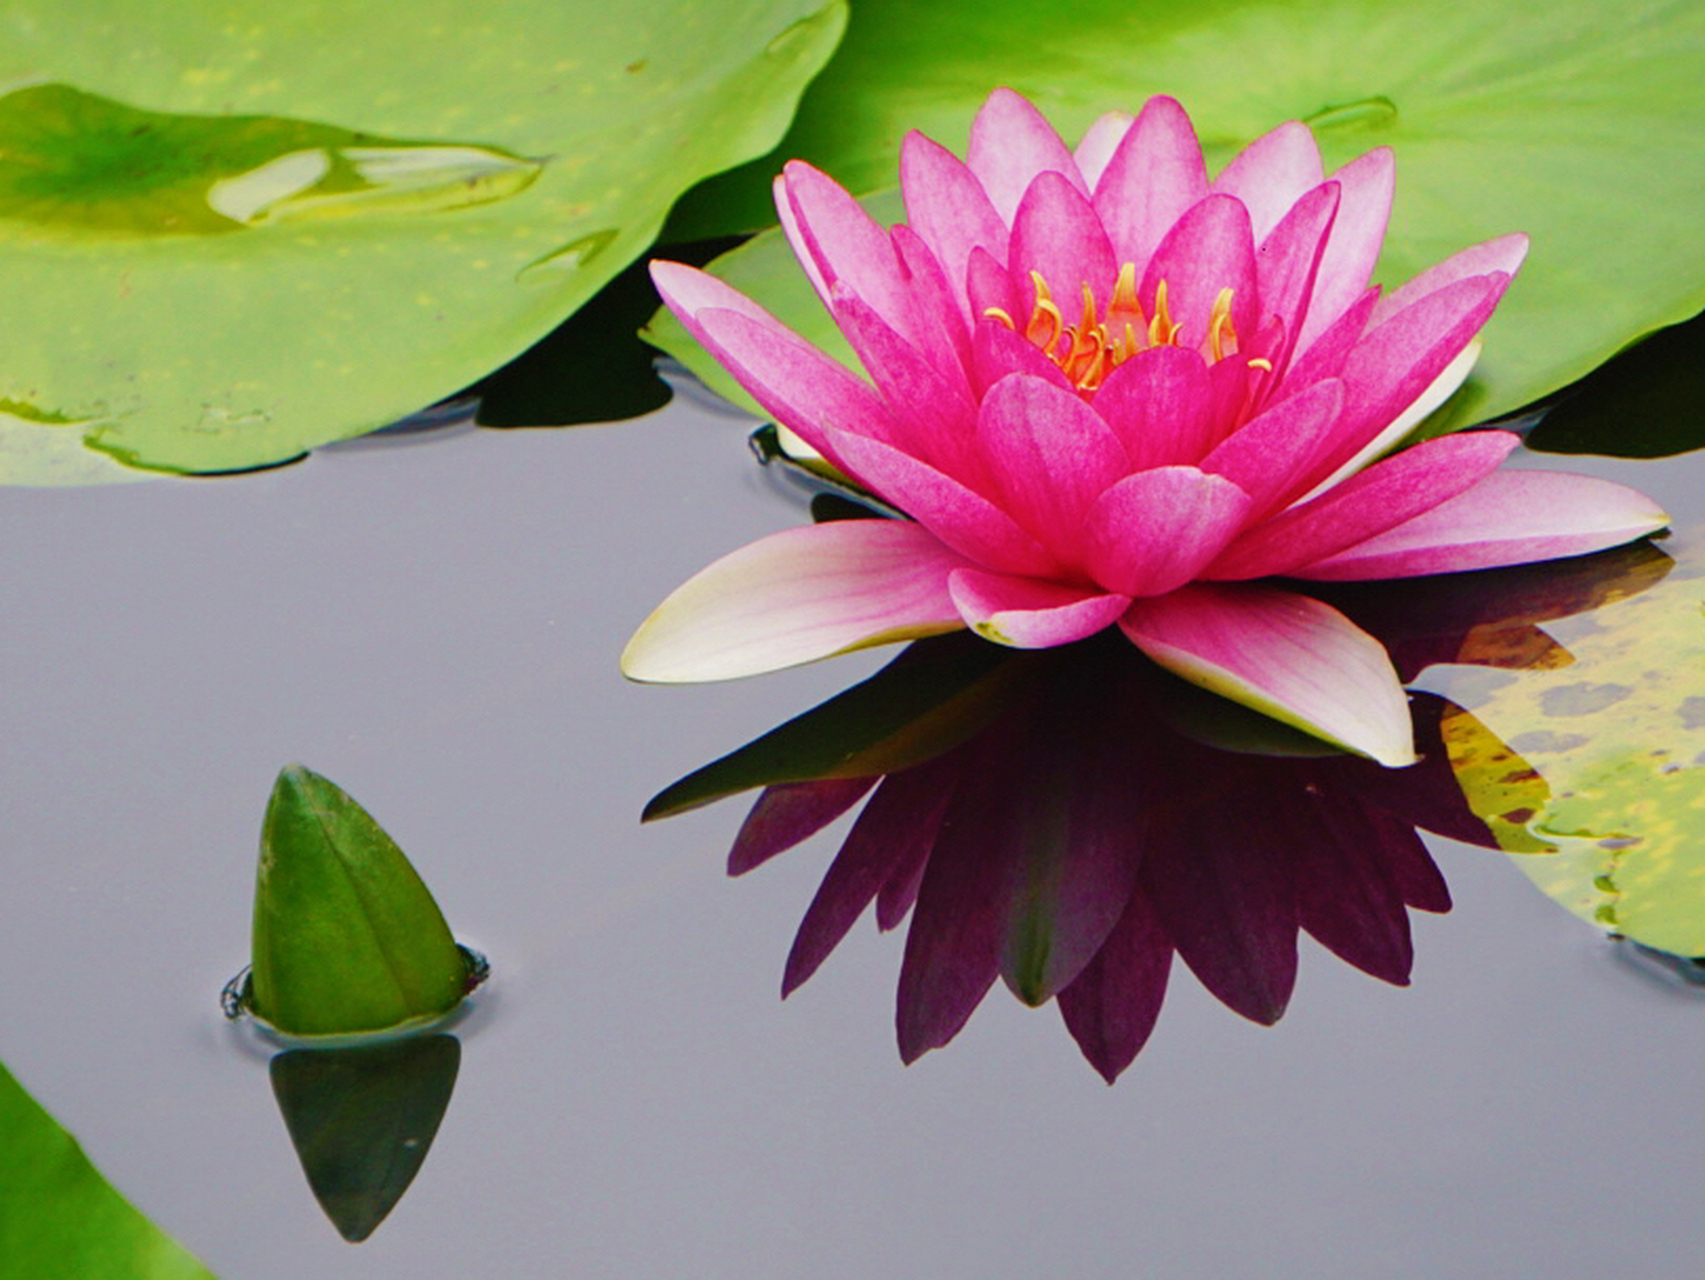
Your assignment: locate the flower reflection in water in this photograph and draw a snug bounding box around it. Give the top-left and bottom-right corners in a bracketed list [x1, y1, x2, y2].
[649, 539, 1672, 1081]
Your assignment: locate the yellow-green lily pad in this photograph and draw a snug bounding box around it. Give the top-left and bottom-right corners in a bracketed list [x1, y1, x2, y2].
[0, 0, 846, 480]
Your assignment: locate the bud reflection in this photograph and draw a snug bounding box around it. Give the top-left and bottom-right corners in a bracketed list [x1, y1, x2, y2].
[268, 1035, 460, 1242]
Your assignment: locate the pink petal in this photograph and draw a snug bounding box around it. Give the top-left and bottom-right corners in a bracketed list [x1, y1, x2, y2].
[1372, 233, 1530, 327]
[1207, 429, 1520, 580]
[1089, 344, 1217, 469]
[1252, 181, 1340, 375]
[1092, 95, 1210, 270]
[1009, 170, 1120, 322]
[1073, 111, 1134, 189]
[1317, 274, 1511, 485]
[1211, 120, 1324, 240]
[1292, 469, 1670, 581]
[973, 373, 1132, 559]
[890, 225, 975, 392]
[971, 313, 1072, 398]
[1119, 584, 1417, 766]
[1198, 377, 1347, 518]
[1297, 338, 1484, 501]
[947, 569, 1131, 647]
[965, 87, 1088, 223]
[1081, 467, 1255, 598]
[650, 262, 900, 469]
[621, 521, 971, 683]
[830, 285, 981, 482]
[965, 244, 1020, 322]
[1139, 194, 1258, 354]
[779, 160, 916, 341]
[1296, 148, 1394, 355]
[728, 778, 876, 876]
[826, 429, 1061, 576]
[899, 131, 1011, 321]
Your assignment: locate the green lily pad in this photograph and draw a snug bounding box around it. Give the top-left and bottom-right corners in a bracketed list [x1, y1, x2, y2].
[1426, 532, 1705, 956]
[653, 0, 1705, 433]
[0, 0, 847, 481]
[0, 1061, 216, 1278]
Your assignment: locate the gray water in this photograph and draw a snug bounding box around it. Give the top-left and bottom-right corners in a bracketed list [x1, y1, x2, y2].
[2, 394, 1701, 1279]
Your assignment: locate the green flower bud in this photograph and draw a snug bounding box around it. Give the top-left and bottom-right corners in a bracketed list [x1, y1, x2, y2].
[247, 766, 471, 1038]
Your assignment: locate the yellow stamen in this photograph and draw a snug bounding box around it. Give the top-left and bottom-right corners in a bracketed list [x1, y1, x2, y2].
[1026, 270, 1063, 351]
[984, 306, 1015, 329]
[1148, 279, 1179, 347]
[1247, 357, 1273, 372]
[1206, 288, 1238, 362]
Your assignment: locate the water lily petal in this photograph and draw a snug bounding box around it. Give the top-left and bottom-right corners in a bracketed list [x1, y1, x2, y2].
[947, 569, 1131, 647]
[1211, 120, 1324, 240]
[890, 225, 975, 392]
[971, 312, 1072, 397]
[827, 428, 1060, 575]
[728, 778, 877, 876]
[1208, 429, 1520, 580]
[1139, 194, 1258, 353]
[1073, 110, 1134, 190]
[1297, 338, 1483, 501]
[1292, 469, 1671, 580]
[1081, 467, 1255, 598]
[1311, 273, 1511, 491]
[1056, 888, 1172, 1084]
[1119, 584, 1418, 766]
[783, 761, 960, 995]
[974, 373, 1132, 556]
[1372, 232, 1530, 327]
[1009, 170, 1120, 322]
[1252, 182, 1340, 376]
[779, 159, 916, 340]
[1297, 148, 1395, 356]
[1139, 786, 1298, 1024]
[1092, 95, 1209, 270]
[650, 261, 900, 468]
[965, 86, 1087, 223]
[1290, 793, 1418, 986]
[1199, 377, 1347, 517]
[1090, 344, 1216, 469]
[900, 130, 1011, 320]
[622, 521, 970, 683]
[831, 285, 981, 481]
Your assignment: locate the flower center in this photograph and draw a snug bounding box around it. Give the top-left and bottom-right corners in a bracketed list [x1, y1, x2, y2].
[985, 264, 1269, 393]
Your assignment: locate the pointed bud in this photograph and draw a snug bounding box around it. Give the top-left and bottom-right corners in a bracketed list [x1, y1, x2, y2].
[248, 766, 470, 1038]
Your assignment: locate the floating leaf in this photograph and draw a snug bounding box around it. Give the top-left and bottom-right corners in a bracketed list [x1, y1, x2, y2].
[249, 766, 470, 1038]
[0, 1061, 216, 1278]
[1525, 309, 1705, 459]
[1425, 535, 1705, 955]
[270, 1036, 461, 1243]
[0, 0, 847, 480]
[653, 0, 1705, 433]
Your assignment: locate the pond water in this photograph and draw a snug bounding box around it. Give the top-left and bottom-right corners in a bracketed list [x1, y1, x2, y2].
[3, 381, 1703, 1278]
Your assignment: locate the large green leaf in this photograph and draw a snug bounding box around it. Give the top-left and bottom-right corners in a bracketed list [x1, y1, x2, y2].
[654, 0, 1705, 432]
[0, 0, 846, 480]
[0, 1061, 216, 1278]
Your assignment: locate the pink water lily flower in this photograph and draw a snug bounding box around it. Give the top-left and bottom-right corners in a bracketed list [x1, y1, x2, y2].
[625, 89, 1667, 765]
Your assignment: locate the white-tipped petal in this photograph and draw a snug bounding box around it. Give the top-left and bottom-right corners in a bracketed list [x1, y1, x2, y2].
[623, 522, 970, 683]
